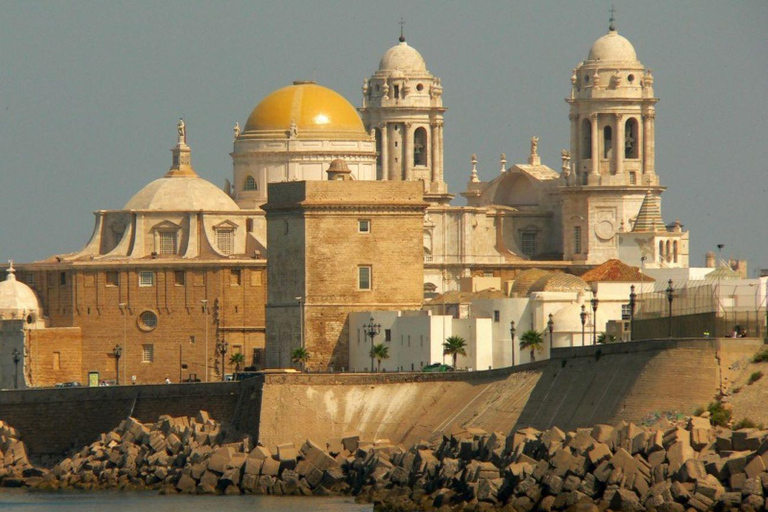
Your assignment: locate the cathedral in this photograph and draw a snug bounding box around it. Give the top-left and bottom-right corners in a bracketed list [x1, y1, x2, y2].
[5, 20, 691, 380]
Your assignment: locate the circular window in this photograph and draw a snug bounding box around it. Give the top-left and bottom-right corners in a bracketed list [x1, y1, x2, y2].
[138, 311, 158, 331]
[416, 83, 424, 92]
[627, 74, 635, 83]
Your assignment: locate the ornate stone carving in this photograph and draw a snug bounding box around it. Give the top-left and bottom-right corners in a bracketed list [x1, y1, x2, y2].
[233, 122, 240, 141]
[177, 118, 186, 143]
[530, 136, 539, 156]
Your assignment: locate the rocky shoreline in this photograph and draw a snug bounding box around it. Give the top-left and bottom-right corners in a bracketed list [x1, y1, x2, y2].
[2, 413, 768, 511]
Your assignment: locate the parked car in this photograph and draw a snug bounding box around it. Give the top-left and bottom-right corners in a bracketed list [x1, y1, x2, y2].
[55, 381, 82, 388]
[421, 363, 453, 373]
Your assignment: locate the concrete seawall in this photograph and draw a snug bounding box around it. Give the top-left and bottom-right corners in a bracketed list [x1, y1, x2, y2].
[0, 338, 761, 455]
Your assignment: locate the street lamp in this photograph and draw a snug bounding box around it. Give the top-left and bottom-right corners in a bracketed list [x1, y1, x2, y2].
[295, 296, 305, 349]
[590, 290, 600, 345]
[217, 339, 229, 381]
[509, 321, 516, 366]
[113, 344, 122, 385]
[364, 317, 381, 372]
[547, 313, 554, 347]
[629, 285, 637, 341]
[580, 305, 587, 346]
[12, 348, 21, 389]
[666, 279, 674, 338]
[201, 299, 208, 382]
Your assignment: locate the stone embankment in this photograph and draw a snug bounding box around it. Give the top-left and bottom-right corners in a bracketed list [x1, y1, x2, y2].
[3, 412, 768, 511]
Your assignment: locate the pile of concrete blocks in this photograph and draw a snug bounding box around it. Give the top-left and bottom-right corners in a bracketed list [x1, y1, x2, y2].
[0, 420, 43, 488]
[368, 418, 768, 511]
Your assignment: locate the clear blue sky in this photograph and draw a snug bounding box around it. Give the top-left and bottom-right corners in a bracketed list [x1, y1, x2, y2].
[1, 1, 766, 273]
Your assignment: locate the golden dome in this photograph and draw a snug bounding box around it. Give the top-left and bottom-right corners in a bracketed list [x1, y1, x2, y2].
[243, 82, 368, 140]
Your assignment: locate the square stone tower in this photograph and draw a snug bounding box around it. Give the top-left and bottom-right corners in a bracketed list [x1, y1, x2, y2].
[263, 177, 428, 370]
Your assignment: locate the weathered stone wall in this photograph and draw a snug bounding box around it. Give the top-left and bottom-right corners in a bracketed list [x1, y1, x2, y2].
[26, 327, 82, 388]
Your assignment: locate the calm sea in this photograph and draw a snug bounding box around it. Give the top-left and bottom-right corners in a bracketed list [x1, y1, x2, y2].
[0, 491, 374, 511]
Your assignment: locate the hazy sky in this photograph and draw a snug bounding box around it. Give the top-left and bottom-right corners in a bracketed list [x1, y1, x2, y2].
[1, 1, 767, 273]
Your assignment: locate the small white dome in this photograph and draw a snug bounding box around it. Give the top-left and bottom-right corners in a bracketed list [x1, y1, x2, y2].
[551, 302, 587, 332]
[588, 30, 638, 62]
[379, 42, 428, 73]
[124, 176, 239, 211]
[0, 266, 40, 318]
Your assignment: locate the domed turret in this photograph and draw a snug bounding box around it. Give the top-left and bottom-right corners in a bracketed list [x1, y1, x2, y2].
[378, 41, 428, 72]
[587, 29, 639, 63]
[0, 263, 40, 320]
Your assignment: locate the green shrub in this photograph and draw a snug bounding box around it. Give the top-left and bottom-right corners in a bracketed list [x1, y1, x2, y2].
[708, 401, 732, 427]
[692, 406, 705, 416]
[732, 386, 742, 394]
[748, 371, 763, 385]
[752, 350, 768, 363]
[734, 418, 758, 430]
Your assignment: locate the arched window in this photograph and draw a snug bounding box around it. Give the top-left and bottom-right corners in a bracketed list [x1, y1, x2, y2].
[374, 128, 382, 172]
[244, 176, 257, 191]
[413, 127, 427, 166]
[581, 118, 592, 158]
[659, 240, 664, 262]
[673, 241, 679, 263]
[666, 240, 671, 262]
[603, 125, 613, 159]
[625, 118, 639, 159]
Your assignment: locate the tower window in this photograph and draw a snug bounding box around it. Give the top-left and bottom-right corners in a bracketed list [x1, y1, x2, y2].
[358, 219, 370, 233]
[521, 232, 537, 256]
[413, 127, 427, 166]
[230, 269, 242, 286]
[139, 271, 155, 287]
[603, 126, 612, 159]
[60, 272, 67, 286]
[625, 118, 639, 159]
[142, 344, 155, 363]
[244, 175, 257, 191]
[673, 241, 679, 263]
[393, 85, 400, 98]
[174, 270, 185, 286]
[246, 218, 253, 232]
[416, 83, 424, 91]
[574, 226, 582, 254]
[159, 231, 177, 255]
[659, 241, 665, 262]
[106, 271, 119, 287]
[217, 229, 234, 255]
[629, 172, 637, 185]
[581, 118, 592, 159]
[358, 266, 372, 290]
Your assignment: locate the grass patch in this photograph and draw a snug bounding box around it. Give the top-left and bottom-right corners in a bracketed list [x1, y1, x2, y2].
[752, 350, 768, 363]
[748, 371, 764, 385]
[732, 386, 742, 394]
[708, 401, 732, 427]
[734, 418, 758, 430]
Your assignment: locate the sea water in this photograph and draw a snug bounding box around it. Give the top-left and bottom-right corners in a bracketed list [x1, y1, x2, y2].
[0, 491, 374, 511]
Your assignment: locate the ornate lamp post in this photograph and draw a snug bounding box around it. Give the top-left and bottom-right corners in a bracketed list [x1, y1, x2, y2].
[666, 279, 674, 338]
[590, 291, 600, 344]
[547, 313, 555, 347]
[364, 317, 381, 372]
[12, 348, 21, 389]
[113, 344, 122, 385]
[509, 321, 516, 366]
[629, 285, 637, 341]
[217, 339, 229, 381]
[580, 305, 587, 346]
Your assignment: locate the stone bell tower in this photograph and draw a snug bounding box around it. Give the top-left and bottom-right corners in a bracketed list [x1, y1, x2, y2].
[360, 31, 452, 204]
[560, 19, 669, 264]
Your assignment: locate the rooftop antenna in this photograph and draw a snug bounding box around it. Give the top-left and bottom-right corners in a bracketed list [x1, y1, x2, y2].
[399, 17, 405, 42]
[609, 5, 616, 31]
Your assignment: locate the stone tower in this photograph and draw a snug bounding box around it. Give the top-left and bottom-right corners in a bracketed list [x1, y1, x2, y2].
[359, 34, 452, 204]
[560, 20, 666, 264]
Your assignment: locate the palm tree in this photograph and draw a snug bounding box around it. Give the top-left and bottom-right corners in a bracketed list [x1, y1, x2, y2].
[229, 353, 245, 376]
[369, 343, 390, 372]
[519, 330, 544, 362]
[597, 333, 616, 344]
[443, 336, 467, 368]
[291, 347, 310, 371]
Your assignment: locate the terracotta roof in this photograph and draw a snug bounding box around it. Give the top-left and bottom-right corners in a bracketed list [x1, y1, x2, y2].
[529, 273, 589, 293]
[580, 259, 655, 283]
[510, 269, 552, 296]
[632, 191, 666, 233]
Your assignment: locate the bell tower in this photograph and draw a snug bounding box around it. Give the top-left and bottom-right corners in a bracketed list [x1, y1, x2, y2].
[360, 31, 452, 204]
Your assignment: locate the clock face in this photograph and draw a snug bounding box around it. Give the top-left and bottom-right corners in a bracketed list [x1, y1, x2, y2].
[594, 220, 615, 240]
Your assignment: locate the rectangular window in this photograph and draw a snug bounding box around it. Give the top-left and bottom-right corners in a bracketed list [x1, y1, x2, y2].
[358, 266, 371, 290]
[358, 219, 370, 233]
[574, 226, 582, 254]
[142, 344, 154, 363]
[217, 230, 234, 255]
[494, 310, 500, 322]
[25, 274, 35, 287]
[246, 218, 254, 233]
[252, 348, 263, 366]
[60, 272, 67, 286]
[174, 271, 185, 286]
[385, 329, 392, 342]
[230, 269, 241, 286]
[159, 231, 176, 255]
[521, 232, 536, 256]
[106, 271, 119, 287]
[621, 304, 631, 320]
[53, 351, 61, 370]
[484, 272, 494, 277]
[629, 172, 637, 185]
[139, 271, 155, 287]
